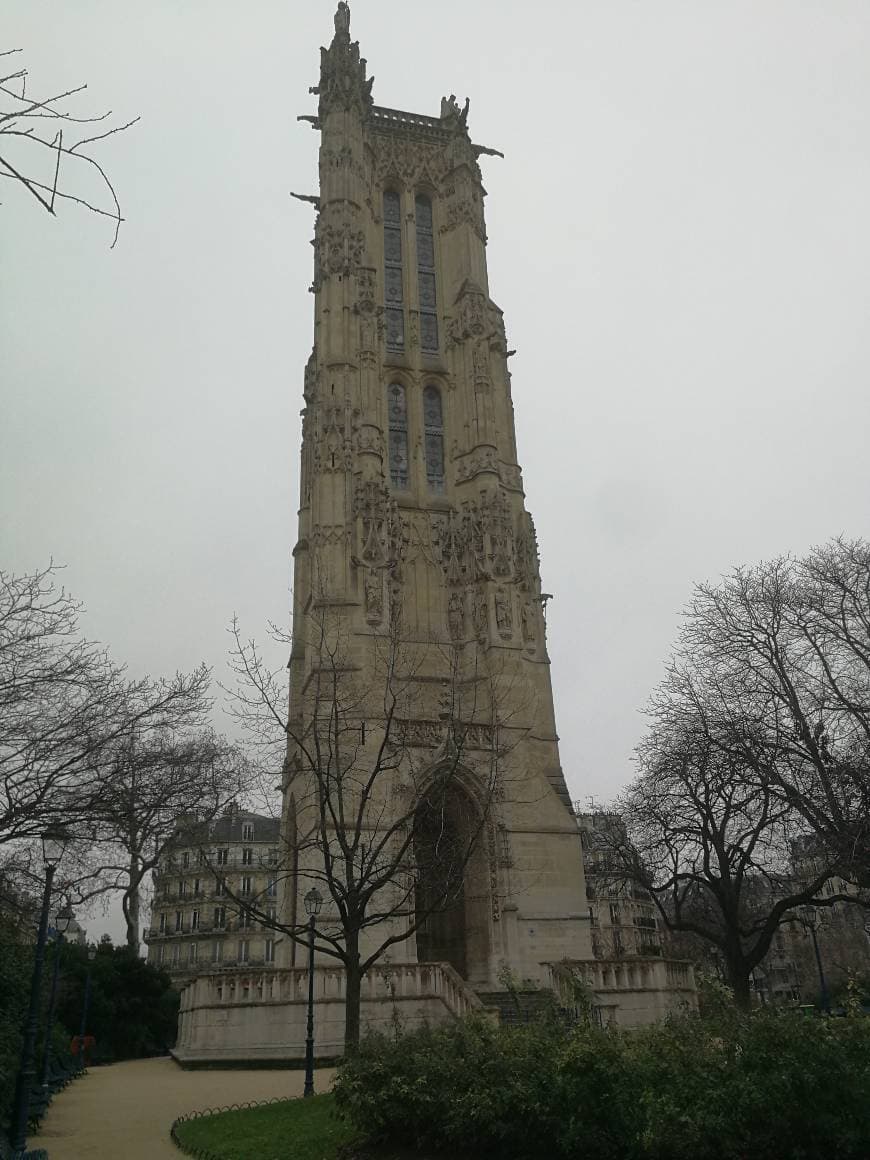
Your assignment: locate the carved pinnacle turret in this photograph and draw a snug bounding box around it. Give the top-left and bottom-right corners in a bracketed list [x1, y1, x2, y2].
[310, 3, 375, 119]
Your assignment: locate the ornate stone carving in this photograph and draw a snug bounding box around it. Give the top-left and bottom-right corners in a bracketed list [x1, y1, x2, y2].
[440, 185, 486, 243]
[364, 568, 384, 622]
[447, 590, 465, 639]
[514, 512, 541, 592]
[311, 4, 374, 118]
[357, 425, 384, 460]
[455, 447, 498, 483]
[310, 524, 348, 548]
[315, 213, 365, 283]
[494, 587, 512, 639]
[436, 488, 515, 584]
[472, 586, 488, 642]
[372, 137, 451, 190]
[355, 267, 376, 313]
[472, 340, 491, 389]
[354, 477, 407, 575]
[313, 400, 358, 474]
[303, 350, 317, 402]
[520, 600, 536, 645]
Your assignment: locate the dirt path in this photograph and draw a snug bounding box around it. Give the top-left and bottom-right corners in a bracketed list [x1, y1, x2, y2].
[35, 1057, 336, 1159]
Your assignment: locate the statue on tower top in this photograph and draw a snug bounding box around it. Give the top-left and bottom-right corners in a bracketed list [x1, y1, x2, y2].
[334, 2, 351, 39]
[311, 2, 374, 117]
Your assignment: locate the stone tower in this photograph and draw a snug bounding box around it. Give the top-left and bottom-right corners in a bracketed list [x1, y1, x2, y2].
[283, 2, 592, 991]
[173, 8, 696, 1064]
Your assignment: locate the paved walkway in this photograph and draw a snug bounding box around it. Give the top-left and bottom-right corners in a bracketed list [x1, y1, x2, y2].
[35, 1057, 336, 1159]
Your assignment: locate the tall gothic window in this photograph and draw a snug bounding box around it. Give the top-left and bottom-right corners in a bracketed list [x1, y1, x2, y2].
[383, 190, 404, 351]
[423, 385, 444, 492]
[388, 383, 409, 489]
[415, 194, 438, 352]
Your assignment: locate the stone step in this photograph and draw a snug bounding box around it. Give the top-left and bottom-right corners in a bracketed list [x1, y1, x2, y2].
[476, 987, 570, 1026]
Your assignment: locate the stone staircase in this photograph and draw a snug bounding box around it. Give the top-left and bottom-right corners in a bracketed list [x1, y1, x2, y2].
[476, 987, 575, 1027]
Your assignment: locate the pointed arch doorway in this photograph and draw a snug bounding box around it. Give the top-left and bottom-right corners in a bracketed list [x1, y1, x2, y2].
[413, 779, 491, 985]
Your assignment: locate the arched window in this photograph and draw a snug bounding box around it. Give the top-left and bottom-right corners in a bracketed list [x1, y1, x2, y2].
[415, 194, 438, 352]
[383, 190, 404, 351]
[423, 385, 444, 493]
[388, 383, 409, 489]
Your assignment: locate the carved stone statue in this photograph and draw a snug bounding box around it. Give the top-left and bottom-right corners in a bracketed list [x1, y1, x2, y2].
[521, 600, 535, 644]
[495, 588, 512, 636]
[448, 591, 465, 639]
[334, 2, 350, 37]
[364, 569, 383, 620]
[472, 588, 488, 641]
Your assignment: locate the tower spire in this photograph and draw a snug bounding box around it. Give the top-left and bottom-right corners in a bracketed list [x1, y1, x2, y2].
[311, 3, 374, 118]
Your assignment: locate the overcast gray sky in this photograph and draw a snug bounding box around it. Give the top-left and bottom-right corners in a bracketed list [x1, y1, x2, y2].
[4, 2, 869, 937]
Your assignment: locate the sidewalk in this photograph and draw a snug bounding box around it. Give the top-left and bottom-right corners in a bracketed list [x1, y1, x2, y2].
[36, 1056, 336, 1159]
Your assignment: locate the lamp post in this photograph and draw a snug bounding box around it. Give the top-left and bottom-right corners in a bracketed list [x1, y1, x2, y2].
[10, 828, 69, 1159]
[76, 946, 97, 1071]
[798, 905, 830, 1015]
[303, 887, 324, 1099]
[40, 903, 73, 1089]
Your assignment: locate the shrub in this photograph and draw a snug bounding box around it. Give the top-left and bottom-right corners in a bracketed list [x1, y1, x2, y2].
[335, 1010, 870, 1160]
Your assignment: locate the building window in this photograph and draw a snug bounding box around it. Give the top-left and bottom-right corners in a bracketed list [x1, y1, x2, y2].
[383, 190, 404, 350]
[179, 880, 187, 898]
[197, 850, 206, 866]
[171, 944, 180, 966]
[216, 878, 228, 898]
[242, 847, 253, 866]
[189, 942, 198, 964]
[158, 913, 166, 935]
[423, 385, 444, 492]
[174, 911, 183, 933]
[182, 851, 190, 869]
[242, 822, 254, 842]
[241, 875, 252, 897]
[191, 909, 199, 931]
[238, 939, 250, 963]
[158, 945, 165, 964]
[238, 907, 253, 930]
[216, 848, 228, 866]
[267, 906, 277, 926]
[266, 878, 277, 898]
[193, 878, 201, 897]
[214, 906, 226, 929]
[415, 194, 438, 352]
[212, 940, 223, 964]
[268, 848, 278, 866]
[387, 383, 409, 489]
[265, 939, 276, 964]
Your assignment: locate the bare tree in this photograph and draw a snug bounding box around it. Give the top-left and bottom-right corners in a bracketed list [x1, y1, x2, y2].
[602, 725, 860, 1010]
[0, 49, 138, 245]
[655, 537, 870, 884]
[223, 608, 512, 1049]
[88, 727, 249, 952]
[0, 563, 212, 860]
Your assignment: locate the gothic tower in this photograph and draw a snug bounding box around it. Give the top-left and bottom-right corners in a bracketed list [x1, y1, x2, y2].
[283, 3, 591, 991]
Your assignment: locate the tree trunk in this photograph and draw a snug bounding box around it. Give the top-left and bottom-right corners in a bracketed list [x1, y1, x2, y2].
[725, 959, 752, 1012]
[124, 855, 142, 953]
[344, 933, 362, 1053]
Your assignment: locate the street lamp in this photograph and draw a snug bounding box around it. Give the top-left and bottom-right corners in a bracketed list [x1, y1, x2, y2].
[10, 827, 70, 1158]
[40, 903, 74, 1089]
[76, 946, 97, 1071]
[303, 887, 324, 1099]
[798, 905, 831, 1015]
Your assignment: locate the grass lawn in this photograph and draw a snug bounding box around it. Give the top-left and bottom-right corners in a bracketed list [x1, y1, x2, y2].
[173, 1093, 357, 1160]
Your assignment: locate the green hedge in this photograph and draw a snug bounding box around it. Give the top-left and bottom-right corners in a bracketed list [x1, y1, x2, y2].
[334, 1012, 870, 1160]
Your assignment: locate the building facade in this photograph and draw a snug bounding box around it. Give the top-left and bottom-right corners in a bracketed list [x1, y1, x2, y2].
[145, 806, 281, 986]
[577, 812, 664, 960]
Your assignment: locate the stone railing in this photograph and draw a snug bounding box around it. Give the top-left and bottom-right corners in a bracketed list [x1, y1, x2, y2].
[371, 105, 455, 140]
[544, 956, 698, 1026]
[178, 960, 482, 1021]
